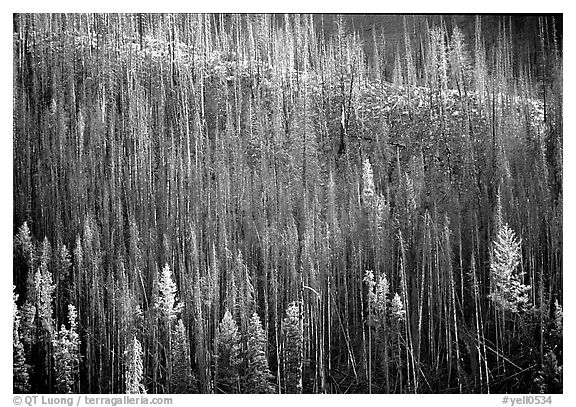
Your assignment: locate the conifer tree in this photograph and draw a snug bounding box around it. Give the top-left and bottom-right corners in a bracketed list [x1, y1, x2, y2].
[245, 312, 274, 393]
[375, 275, 390, 316]
[376, 273, 391, 387]
[215, 310, 241, 393]
[19, 300, 36, 355]
[390, 293, 406, 390]
[551, 300, 563, 345]
[125, 336, 146, 394]
[282, 302, 303, 393]
[535, 350, 562, 394]
[171, 319, 196, 393]
[36, 237, 55, 334]
[362, 159, 376, 210]
[14, 223, 34, 268]
[448, 26, 472, 93]
[364, 270, 390, 321]
[364, 270, 377, 314]
[53, 305, 80, 393]
[156, 263, 180, 322]
[488, 224, 530, 314]
[34, 237, 55, 391]
[535, 298, 564, 393]
[13, 287, 30, 393]
[390, 293, 405, 328]
[364, 270, 391, 391]
[155, 263, 182, 391]
[14, 222, 35, 294]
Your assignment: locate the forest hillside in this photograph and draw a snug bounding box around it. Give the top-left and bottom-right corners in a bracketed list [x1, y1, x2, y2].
[13, 14, 562, 394]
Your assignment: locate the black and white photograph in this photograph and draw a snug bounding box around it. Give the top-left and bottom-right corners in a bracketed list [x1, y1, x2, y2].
[10, 9, 565, 399]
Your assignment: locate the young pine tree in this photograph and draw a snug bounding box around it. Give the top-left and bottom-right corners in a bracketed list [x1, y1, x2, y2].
[53, 304, 80, 393]
[13, 286, 30, 393]
[125, 336, 146, 394]
[14, 223, 35, 267]
[390, 292, 406, 390]
[488, 224, 530, 314]
[14, 222, 35, 293]
[155, 263, 180, 322]
[364, 270, 390, 322]
[19, 300, 36, 358]
[362, 159, 376, 210]
[551, 300, 563, 346]
[34, 237, 55, 391]
[155, 263, 182, 391]
[245, 312, 274, 393]
[36, 237, 55, 335]
[535, 299, 563, 393]
[282, 302, 303, 394]
[364, 270, 391, 391]
[171, 319, 196, 393]
[535, 350, 562, 394]
[215, 310, 242, 393]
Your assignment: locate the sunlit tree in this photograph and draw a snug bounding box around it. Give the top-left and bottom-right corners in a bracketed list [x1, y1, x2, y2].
[125, 336, 146, 394]
[489, 224, 530, 314]
[53, 305, 80, 393]
[245, 312, 274, 393]
[282, 302, 303, 394]
[215, 310, 241, 393]
[13, 286, 30, 393]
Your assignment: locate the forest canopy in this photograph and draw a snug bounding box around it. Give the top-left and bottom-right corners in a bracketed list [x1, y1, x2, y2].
[12, 13, 562, 394]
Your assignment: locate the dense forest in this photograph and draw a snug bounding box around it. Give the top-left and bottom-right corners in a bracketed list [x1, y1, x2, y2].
[12, 13, 562, 394]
